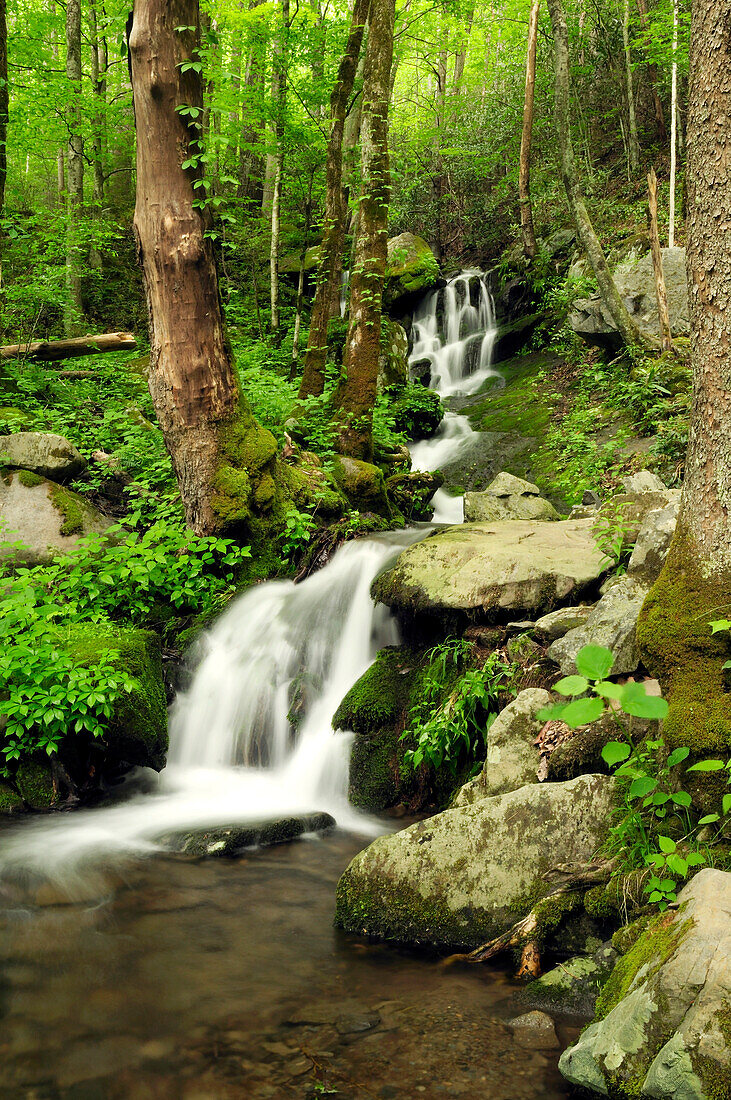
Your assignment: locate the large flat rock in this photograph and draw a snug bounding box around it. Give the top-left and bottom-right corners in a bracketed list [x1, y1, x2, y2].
[0, 470, 111, 564]
[371, 519, 608, 619]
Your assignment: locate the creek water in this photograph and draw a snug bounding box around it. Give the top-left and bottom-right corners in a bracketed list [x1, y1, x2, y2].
[0, 273, 575, 1097]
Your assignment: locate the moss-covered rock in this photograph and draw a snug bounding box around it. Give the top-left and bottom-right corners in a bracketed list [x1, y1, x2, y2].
[332, 456, 392, 518]
[384, 233, 440, 311]
[15, 757, 56, 809]
[378, 318, 409, 391]
[390, 384, 444, 440]
[516, 944, 618, 1018]
[0, 470, 112, 565]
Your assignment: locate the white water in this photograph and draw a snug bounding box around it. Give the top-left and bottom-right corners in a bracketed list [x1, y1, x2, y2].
[408, 272, 501, 523]
[0, 531, 424, 886]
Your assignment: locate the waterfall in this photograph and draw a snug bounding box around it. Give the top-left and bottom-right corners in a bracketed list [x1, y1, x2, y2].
[0, 531, 423, 884]
[409, 271, 500, 522]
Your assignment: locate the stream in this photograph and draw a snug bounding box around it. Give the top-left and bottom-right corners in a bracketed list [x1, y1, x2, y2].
[0, 273, 576, 1098]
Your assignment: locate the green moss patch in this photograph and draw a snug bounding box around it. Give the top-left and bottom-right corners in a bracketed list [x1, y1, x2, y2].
[594, 910, 693, 1021]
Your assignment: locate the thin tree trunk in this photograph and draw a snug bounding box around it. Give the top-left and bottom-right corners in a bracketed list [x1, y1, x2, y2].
[237, 0, 265, 202]
[298, 0, 370, 399]
[519, 1, 540, 260]
[668, 0, 678, 247]
[647, 168, 672, 351]
[334, 0, 395, 458]
[635, 0, 667, 140]
[452, 0, 475, 93]
[268, 0, 289, 333]
[65, 0, 85, 334]
[431, 37, 448, 262]
[269, 149, 283, 331]
[89, 0, 107, 211]
[546, 0, 646, 349]
[291, 173, 314, 374]
[622, 0, 639, 171]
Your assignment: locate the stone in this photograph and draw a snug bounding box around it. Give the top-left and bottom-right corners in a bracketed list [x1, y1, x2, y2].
[384, 233, 440, 311]
[162, 813, 335, 856]
[623, 471, 667, 494]
[454, 689, 552, 804]
[627, 499, 680, 586]
[371, 519, 609, 622]
[492, 313, 542, 363]
[507, 1012, 560, 1050]
[0, 470, 112, 565]
[549, 574, 650, 676]
[463, 492, 559, 523]
[559, 869, 731, 1098]
[485, 472, 540, 497]
[378, 319, 409, 391]
[386, 470, 444, 522]
[332, 456, 392, 518]
[599, 489, 680, 546]
[534, 605, 595, 642]
[0, 430, 86, 481]
[335, 774, 616, 949]
[516, 945, 619, 1019]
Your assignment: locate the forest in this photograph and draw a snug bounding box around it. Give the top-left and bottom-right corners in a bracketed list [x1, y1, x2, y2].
[0, 0, 730, 1096]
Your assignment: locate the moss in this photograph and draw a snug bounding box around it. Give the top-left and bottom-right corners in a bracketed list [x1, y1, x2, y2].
[594, 910, 693, 1021]
[585, 883, 622, 921]
[691, 1005, 731, 1100]
[611, 913, 656, 955]
[15, 758, 56, 809]
[18, 469, 44, 488]
[334, 646, 423, 734]
[49, 483, 87, 535]
[0, 781, 24, 814]
[530, 890, 583, 945]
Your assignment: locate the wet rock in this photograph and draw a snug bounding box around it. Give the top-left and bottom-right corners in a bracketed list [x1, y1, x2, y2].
[335, 774, 616, 949]
[507, 1011, 559, 1050]
[332, 456, 392, 518]
[0, 430, 86, 481]
[454, 689, 552, 804]
[516, 944, 618, 1018]
[548, 574, 650, 676]
[0, 470, 112, 564]
[534, 605, 595, 642]
[371, 518, 608, 623]
[492, 313, 542, 363]
[336, 1012, 381, 1036]
[560, 869, 731, 1098]
[163, 813, 335, 856]
[386, 470, 443, 522]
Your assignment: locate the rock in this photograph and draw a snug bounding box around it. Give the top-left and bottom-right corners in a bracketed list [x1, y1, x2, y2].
[335, 774, 616, 949]
[278, 243, 322, 276]
[543, 228, 577, 258]
[386, 470, 443, 522]
[378, 319, 409, 391]
[0, 470, 112, 564]
[517, 945, 619, 1018]
[162, 813, 335, 856]
[559, 869, 731, 1098]
[547, 714, 631, 781]
[548, 574, 649, 676]
[627, 499, 680, 586]
[371, 519, 609, 623]
[332, 456, 392, 517]
[454, 689, 552, 804]
[0, 431, 86, 481]
[485, 472, 541, 496]
[492, 313, 542, 363]
[390, 384, 444, 439]
[534, 605, 595, 642]
[507, 1011, 560, 1049]
[463, 492, 559, 523]
[384, 233, 440, 312]
[599, 489, 680, 546]
[623, 471, 667, 494]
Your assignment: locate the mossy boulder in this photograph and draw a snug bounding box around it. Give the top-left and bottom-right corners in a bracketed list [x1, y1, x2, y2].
[332, 456, 392, 518]
[390, 383, 444, 440]
[559, 869, 731, 1098]
[386, 470, 443, 522]
[384, 233, 440, 312]
[0, 430, 86, 481]
[0, 470, 112, 564]
[516, 944, 619, 1018]
[378, 318, 409, 391]
[335, 773, 616, 949]
[278, 243, 322, 276]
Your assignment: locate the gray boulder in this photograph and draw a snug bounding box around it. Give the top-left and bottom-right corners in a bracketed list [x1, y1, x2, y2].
[549, 574, 649, 676]
[516, 944, 619, 1018]
[484, 472, 540, 496]
[627, 498, 680, 586]
[534, 605, 595, 642]
[559, 868, 731, 1098]
[335, 774, 616, 949]
[372, 518, 609, 621]
[0, 431, 86, 481]
[455, 688, 551, 804]
[623, 471, 667, 494]
[464, 472, 559, 523]
[0, 470, 111, 564]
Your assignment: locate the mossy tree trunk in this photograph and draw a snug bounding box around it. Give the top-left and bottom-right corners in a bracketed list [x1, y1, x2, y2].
[298, 0, 370, 399]
[637, 0, 731, 783]
[129, 0, 289, 538]
[333, 0, 395, 459]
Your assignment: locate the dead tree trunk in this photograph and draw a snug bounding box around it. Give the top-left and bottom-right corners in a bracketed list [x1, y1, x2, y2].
[65, 0, 85, 335]
[519, 1, 540, 260]
[0, 332, 137, 361]
[298, 0, 370, 399]
[333, 0, 395, 458]
[647, 169, 672, 351]
[546, 0, 647, 349]
[129, 0, 290, 536]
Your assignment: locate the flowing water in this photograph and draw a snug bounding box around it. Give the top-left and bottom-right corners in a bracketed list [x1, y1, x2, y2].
[409, 271, 501, 523]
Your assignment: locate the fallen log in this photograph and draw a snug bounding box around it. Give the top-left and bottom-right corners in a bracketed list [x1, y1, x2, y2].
[0, 332, 137, 362]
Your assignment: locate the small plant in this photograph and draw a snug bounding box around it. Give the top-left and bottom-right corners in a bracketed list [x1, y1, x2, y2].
[280, 508, 317, 562]
[592, 502, 634, 572]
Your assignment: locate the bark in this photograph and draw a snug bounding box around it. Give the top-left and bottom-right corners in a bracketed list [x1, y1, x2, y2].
[129, 0, 286, 536]
[622, 0, 639, 171]
[65, 0, 85, 334]
[89, 0, 108, 212]
[647, 168, 672, 351]
[0, 332, 137, 361]
[333, 0, 395, 458]
[635, 0, 667, 140]
[431, 36, 448, 261]
[298, 0, 370, 399]
[668, 0, 679, 247]
[637, 0, 731, 771]
[519, 1, 540, 260]
[546, 0, 647, 349]
[268, 0, 289, 333]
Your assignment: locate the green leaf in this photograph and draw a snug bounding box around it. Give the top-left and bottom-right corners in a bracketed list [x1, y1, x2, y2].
[666, 854, 688, 877]
[602, 741, 631, 766]
[620, 681, 669, 720]
[698, 813, 720, 826]
[723, 793, 731, 816]
[710, 619, 731, 634]
[554, 675, 589, 697]
[575, 645, 615, 681]
[671, 791, 692, 807]
[657, 835, 676, 853]
[666, 746, 690, 767]
[629, 776, 657, 799]
[561, 696, 605, 728]
[688, 759, 726, 772]
[595, 681, 624, 701]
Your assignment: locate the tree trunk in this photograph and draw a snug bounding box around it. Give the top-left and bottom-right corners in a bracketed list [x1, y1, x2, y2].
[0, 332, 137, 361]
[333, 0, 395, 458]
[647, 168, 672, 351]
[298, 0, 370, 399]
[291, 173, 314, 374]
[89, 0, 107, 212]
[129, 0, 290, 537]
[431, 37, 448, 261]
[519, 1, 540, 260]
[546, 0, 647, 349]
[622, 0, 640, 172]
[638, 0, 731, 780]
[65, 0, 85, 335]
[268, 0, 289, 334]
[668, 0, 679, 247]
[635, 0, 667, 140]
[452, 0, 475, 93]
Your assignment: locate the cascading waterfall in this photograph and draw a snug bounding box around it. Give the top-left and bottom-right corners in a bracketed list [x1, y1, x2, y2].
[409, 271, 501, 523]
[0, 530, 423, 885]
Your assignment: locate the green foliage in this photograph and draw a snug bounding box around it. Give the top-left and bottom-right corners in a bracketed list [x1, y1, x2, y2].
[592, 502, 635, 572]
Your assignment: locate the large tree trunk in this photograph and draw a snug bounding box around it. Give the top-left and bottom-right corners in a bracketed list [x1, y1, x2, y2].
[519, 1, 540, 260]
[333, 0, 395, 458]
[638, 0, 731, 783]
[129, 0, 290, 537]
[298, 0, 370, 399]
[64, 0, 85, 334]
[546, 0, 646, 349]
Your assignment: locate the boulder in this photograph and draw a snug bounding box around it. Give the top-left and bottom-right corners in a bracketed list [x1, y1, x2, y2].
[623, 471, 667, 494]
[332, 456, 392, 518]
[484, 472, 541, 496]
[278, 243, 322, 276]
[559, 869, 731, 1098]
[0, 431, 86, 481]
[386, 470, 444, 522]
[378, 318, 409, 391]
[507, 1012, 559, 1050]
[516, 944, 619, 1018]
[534, 605, 595, 642]
[384, 233, 440, 311]
[454, 688, 552, 804]
[162, 813, 335, 856]
[627, 498, 680, 586]
[335, 774, 616, 949]
[599, 488, 680, 546]
[464, 491, 559, 523]
[0, 470, 112, 564]
[371, 518, 608, 623]
[492, 313, 542, 363]
[548, 574, 649, 676]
